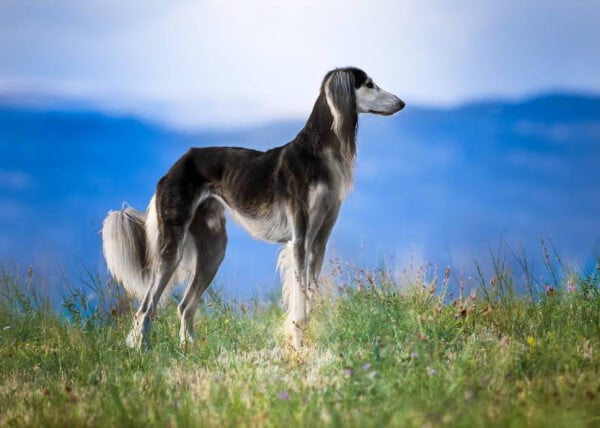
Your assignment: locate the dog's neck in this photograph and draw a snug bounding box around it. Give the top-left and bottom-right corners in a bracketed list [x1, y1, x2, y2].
[297, 92, 358, 162]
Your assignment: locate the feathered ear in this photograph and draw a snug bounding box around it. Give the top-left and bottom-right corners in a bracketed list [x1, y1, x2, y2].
[324, 69, 357, 145]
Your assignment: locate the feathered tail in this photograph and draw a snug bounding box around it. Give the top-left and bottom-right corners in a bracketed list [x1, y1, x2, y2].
[102, 196, 196, 302]
[102, 204, 152, 301]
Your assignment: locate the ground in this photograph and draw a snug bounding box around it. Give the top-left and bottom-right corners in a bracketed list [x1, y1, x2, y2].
[1, 259, 600, 427]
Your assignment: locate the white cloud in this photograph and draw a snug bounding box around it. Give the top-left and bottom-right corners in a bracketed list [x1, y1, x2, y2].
[1, 0, 599, 128]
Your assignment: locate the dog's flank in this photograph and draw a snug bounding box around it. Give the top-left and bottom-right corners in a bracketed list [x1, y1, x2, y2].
[102, 66, 404, 351]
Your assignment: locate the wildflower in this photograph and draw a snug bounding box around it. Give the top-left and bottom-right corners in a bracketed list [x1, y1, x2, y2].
[427, 368, 437, 377]
[527, 336, 537, 348]
[367, 371, 377, 379]
[278, 391, 290, 401]
[320, 409, 332, 423]
[343, 369, 353, 376]
[362, 363, 372, 371]
[567, 278, 576, 293]
[545, 285, 555, 296]
[410, 351, 419, 360]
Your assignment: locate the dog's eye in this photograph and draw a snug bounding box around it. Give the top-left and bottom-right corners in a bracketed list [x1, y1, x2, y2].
[365, 81, 374, 89]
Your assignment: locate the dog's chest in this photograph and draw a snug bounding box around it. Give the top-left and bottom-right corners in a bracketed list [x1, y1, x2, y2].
[323, 150, 353, 199]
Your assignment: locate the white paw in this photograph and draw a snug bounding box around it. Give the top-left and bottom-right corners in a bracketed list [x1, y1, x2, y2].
[179, 330, 195, 347]
[126, 317, 149, 351]
[286, 321, 304, 351]
[126, 329, 140, 349]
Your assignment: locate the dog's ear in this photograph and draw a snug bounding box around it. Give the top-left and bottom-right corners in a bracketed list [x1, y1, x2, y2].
[324, 69, 357, 145]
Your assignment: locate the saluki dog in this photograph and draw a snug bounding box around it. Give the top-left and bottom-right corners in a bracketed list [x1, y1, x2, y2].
[102, 67, 404, 350]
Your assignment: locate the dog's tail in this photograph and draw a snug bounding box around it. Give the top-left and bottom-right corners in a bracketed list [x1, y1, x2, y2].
[102, 203, 151, 301]
[103, 195, 197, 301]
[102, 206, 148, 300]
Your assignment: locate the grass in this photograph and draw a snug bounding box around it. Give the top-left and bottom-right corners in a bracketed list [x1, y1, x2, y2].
[1, 253, 600, 427]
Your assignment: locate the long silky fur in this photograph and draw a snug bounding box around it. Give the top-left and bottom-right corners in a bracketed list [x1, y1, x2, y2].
[102, 207, 149, 300]
[102, 196, 196, 302]
[324, 69, 358, 161]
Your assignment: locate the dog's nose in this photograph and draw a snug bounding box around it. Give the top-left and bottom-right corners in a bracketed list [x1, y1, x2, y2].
[397, 99, 405, 111]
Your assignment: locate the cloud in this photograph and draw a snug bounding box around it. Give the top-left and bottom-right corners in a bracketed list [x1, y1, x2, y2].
[1, 1, 599, 127]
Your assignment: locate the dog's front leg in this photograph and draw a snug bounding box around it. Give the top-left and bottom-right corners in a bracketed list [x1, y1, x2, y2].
[289, 237, 308, 350]
[287, 211, 309, 350]
[304, 193, 341, 318]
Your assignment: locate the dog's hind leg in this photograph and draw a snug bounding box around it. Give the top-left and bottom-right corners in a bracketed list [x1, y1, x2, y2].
[127, 176, 202, 350]
[178, 199, 227, 346]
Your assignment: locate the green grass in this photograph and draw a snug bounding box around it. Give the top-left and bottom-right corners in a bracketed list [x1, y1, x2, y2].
[1, 257, 600, 427]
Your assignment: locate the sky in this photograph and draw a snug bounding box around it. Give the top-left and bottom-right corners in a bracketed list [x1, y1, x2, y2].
[1, 0, 600, 128]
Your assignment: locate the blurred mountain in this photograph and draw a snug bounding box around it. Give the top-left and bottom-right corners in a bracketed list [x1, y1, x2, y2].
[1, 93, 599, 297]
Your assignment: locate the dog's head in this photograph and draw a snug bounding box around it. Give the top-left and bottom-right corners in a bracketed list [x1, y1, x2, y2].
[323, 67, 404, 117]
[322, 67, 404, 143]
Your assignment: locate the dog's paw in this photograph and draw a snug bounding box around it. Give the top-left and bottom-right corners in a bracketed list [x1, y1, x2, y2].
[126, 325, 149, 351]
[126, 329, 140, 349]
[285, 321, 305, 351]
[179, 331, 195, 349]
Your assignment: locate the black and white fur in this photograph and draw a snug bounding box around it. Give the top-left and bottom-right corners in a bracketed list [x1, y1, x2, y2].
[102, 67, 404, 350]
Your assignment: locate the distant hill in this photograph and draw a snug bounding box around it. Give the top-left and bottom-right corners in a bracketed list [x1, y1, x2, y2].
[1, 93, 599, 297]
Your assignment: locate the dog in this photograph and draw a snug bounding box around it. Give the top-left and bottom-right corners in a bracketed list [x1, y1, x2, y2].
[102, 67, 404, 350]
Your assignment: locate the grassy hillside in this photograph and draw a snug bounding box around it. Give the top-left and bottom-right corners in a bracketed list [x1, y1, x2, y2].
[1, 257, 600, 427]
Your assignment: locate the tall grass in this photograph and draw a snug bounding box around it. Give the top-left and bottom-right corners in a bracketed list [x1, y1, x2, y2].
[1, 249, 599, 427]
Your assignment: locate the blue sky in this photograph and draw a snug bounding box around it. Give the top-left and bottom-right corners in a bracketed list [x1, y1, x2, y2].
[1, 0, 600, 128]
